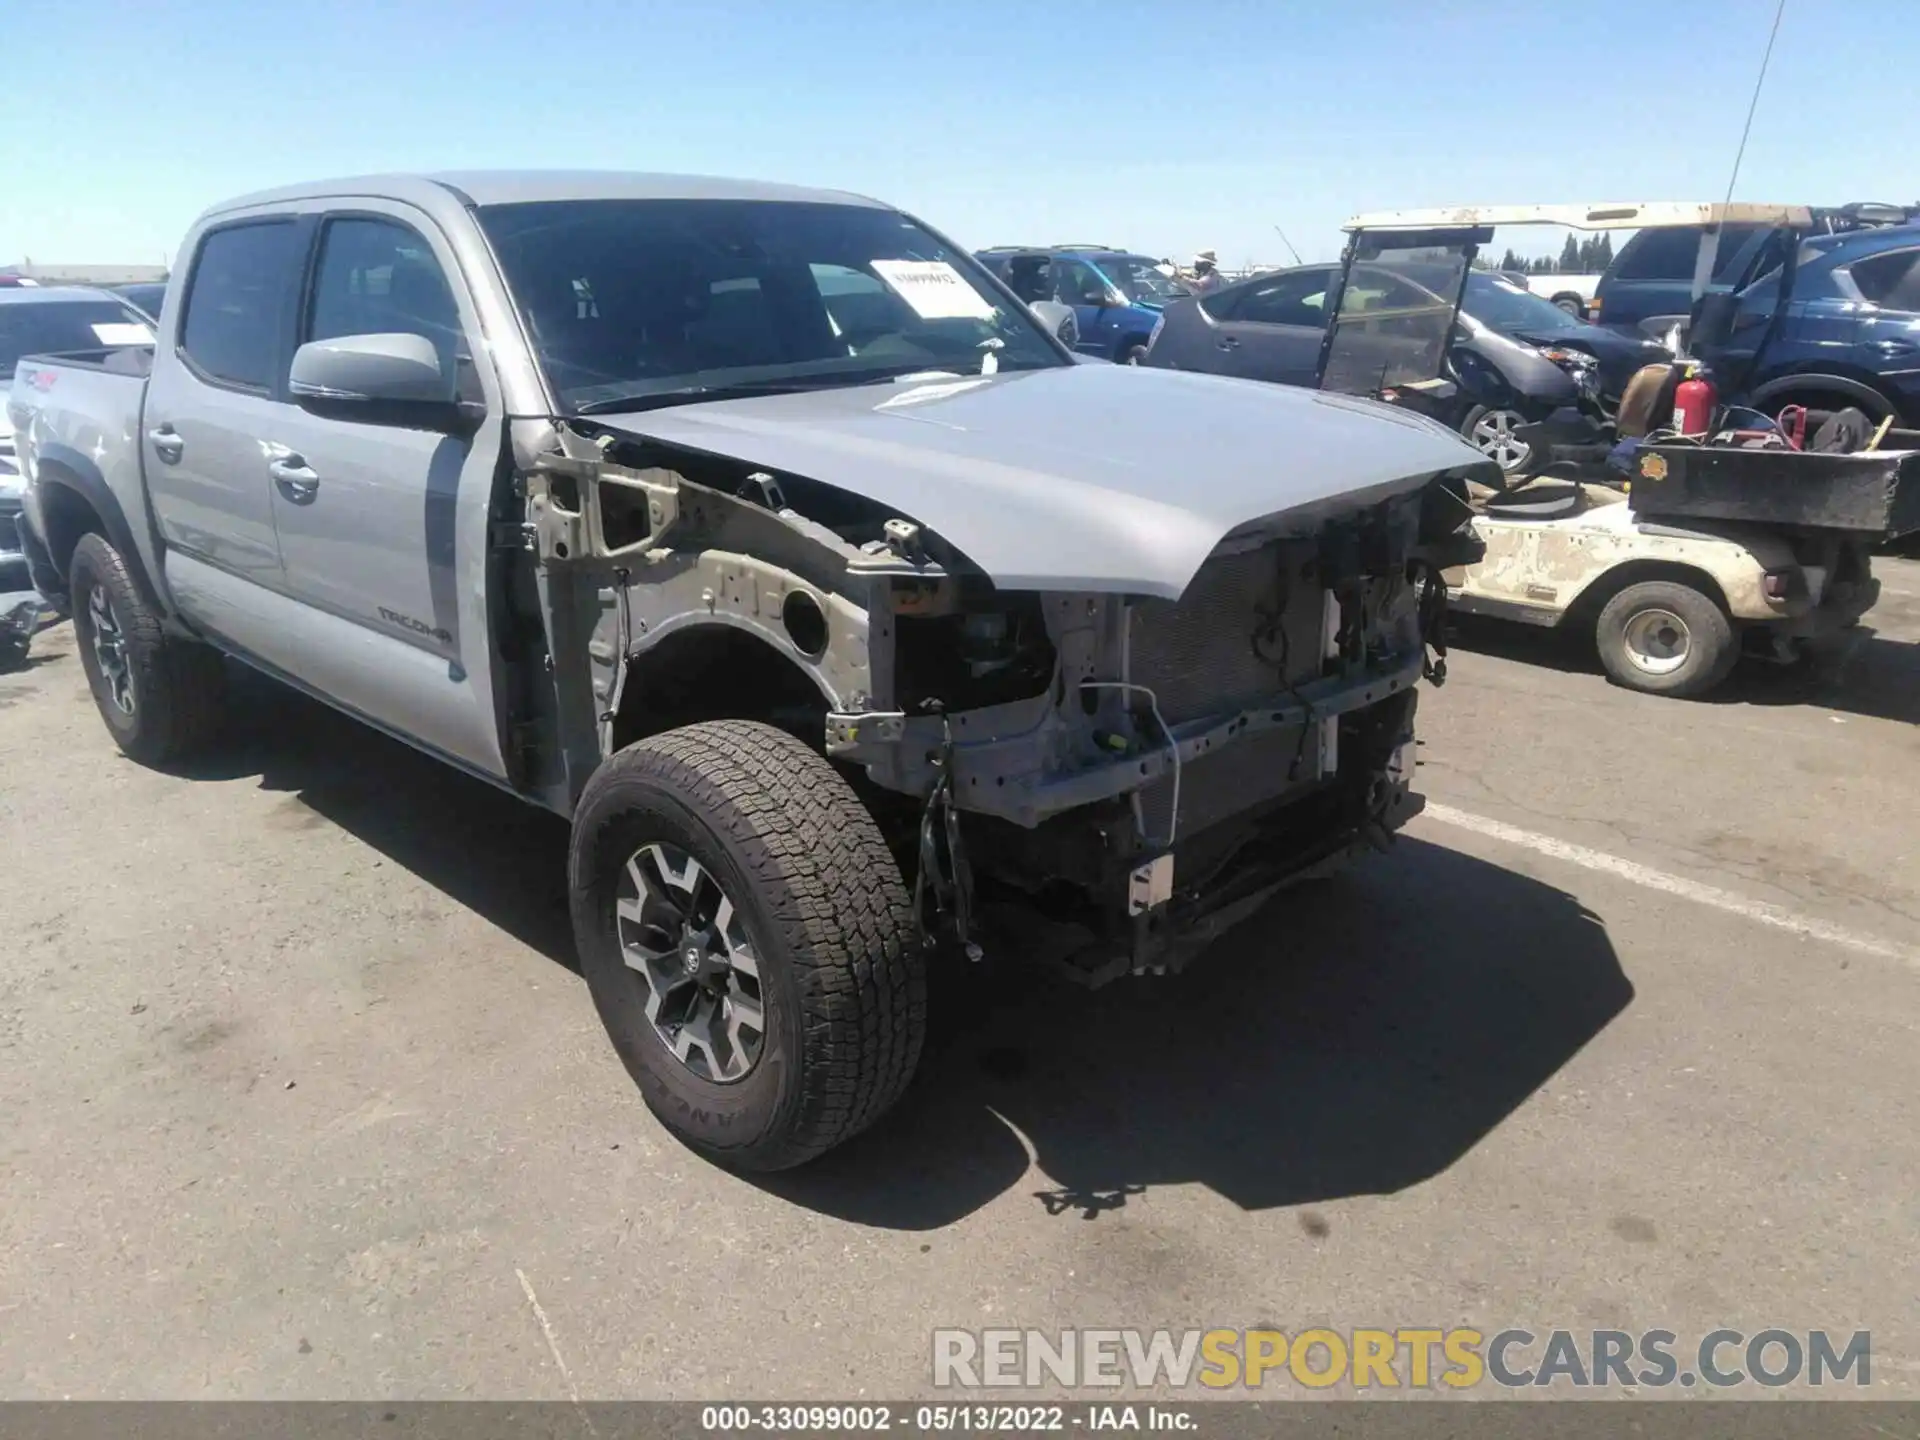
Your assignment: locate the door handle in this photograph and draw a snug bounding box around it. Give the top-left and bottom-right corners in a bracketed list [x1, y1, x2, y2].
[1216, 335, 1241, 350]
[147, 426, 184, 464]
[268, 455, 320, 501]
[1869, 338, 1917, 358]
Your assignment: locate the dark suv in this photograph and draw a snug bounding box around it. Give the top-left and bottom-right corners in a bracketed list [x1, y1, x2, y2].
[1592, 202, 1918, 337]
[1711, 224, 1920, 425]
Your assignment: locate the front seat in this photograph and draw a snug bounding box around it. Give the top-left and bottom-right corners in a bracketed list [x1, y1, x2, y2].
[386, 261, 462, 392]
[1615, 362, 1681, 439]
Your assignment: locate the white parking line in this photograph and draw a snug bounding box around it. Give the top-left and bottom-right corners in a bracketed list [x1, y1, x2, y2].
[1422, 802, 1920, 970]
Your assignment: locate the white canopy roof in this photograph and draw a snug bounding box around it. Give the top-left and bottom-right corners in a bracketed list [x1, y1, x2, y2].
[1343, 202, 1815, 232]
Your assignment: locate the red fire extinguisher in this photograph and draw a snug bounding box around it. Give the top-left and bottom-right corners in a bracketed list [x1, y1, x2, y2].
[1672, 365, 1717, 436]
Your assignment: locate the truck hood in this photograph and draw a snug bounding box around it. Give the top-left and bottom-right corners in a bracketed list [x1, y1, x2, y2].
[591, 363, 1492, 599]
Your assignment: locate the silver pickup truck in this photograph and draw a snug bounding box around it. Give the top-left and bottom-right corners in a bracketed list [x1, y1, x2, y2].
[8, 172, 1493, 1169]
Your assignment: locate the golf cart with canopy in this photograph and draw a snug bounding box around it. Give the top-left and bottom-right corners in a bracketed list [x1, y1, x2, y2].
[1328, 203, 1917, 698]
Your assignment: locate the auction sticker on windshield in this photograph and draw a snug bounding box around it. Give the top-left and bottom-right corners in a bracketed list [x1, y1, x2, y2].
[92, 322, 153, 346]
[871, 260, 996, 320]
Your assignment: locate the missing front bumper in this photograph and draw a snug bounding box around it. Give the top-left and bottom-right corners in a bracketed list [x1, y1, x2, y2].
[981, 774, 1425, 989]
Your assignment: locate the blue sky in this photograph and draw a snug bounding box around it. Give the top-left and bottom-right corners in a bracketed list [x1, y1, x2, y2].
[5, 0, 1912, 268]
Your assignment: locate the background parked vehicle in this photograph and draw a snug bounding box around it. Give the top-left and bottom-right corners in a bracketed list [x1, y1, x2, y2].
[1591, 201, 1919, 337]
[976, 245, 1186, 364]
[1, 287, 154, 388]
[1143, 263, 1632, 475]
[1456, 271, 1670, 406]
[1707, 224, 1920, 427]
[113, 282, 169, 321]
[1522, 272, 1601, 317]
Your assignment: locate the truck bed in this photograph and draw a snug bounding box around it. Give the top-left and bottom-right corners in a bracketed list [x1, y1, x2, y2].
[1629, 439, 1920, 540]
[8, 348, 152, 434]
[15, 345, 154, 379]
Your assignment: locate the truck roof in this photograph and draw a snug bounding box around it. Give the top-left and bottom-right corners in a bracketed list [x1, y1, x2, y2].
[1343, 202, 1817, 232]
[205, 170, 891, 219]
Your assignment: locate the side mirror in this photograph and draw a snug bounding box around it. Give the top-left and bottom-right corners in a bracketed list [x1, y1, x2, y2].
[1640, 315, 1688, 352]
[1027, 300, 1079, 347]
[289, 332, 474, 428]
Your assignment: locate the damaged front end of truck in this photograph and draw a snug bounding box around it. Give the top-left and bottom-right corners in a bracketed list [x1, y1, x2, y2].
[510, 372, 1489, 986]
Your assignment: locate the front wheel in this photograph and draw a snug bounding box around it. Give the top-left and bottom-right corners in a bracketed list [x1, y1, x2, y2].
[568, 720, 927, 1171]
[1594, 580, 1738, 698]
[1461, 404, 1533, 479]
[1121, 342, 1150, 366]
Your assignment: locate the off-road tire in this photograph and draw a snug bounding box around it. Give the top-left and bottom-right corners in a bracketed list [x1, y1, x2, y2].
[1594, 579, 1738, 698]
[68, 533, 225, 764]
[568, 720, 926, 1171]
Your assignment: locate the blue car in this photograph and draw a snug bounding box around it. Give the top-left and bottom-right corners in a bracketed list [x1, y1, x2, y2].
[976, 246, 1187, 363]
[1709, 224, 1920, 425]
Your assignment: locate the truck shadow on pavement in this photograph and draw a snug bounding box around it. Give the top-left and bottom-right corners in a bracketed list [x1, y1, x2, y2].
[759, 838, 1633, 1229]
[192, 668, 1633, 1230]
[1447, 616, 1920, 726]
[181, 667, 580, 969]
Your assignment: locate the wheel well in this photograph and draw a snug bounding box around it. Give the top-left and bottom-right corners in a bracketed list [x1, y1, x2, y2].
[610, 625, 831, 754]
[1567, 560, 1730, 628]
[1113, 332, 1150, 359]
[1748, 381, 1894, 423]
[34, 470, 107, 582]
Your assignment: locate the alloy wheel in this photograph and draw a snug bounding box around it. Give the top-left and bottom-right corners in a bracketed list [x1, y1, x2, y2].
[615, 842, 766, 1082]
[1468, 408, 1532, 473]
[86, 586, 136, 715]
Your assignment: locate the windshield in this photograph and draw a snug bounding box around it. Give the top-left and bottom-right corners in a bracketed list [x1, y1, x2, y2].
[1461, 273, 1586, 333]
[1321, 246, 1466, 394]
[476, 199, 1066, 412]
[0, 299, 153, 379]
[1098, 256, 1188, 303]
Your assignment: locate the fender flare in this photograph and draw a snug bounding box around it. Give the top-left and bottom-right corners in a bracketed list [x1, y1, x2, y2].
[31, 442, 173, 617]
[1745, 372, 1895, 419]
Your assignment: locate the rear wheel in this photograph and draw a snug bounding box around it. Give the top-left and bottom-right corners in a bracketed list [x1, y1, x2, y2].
[1121, 341, 1150, 365]
[68, 533, 225, 763]
[1594, 579, 1737, 698]
[568, 720, 926, 1171]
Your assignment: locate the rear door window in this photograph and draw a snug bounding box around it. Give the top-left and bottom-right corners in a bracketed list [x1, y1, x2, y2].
[1846, 249, 1920, 311]
[1001, 256, 1053, 304]
[179, 221, 303, 392]
[1051, 258, 1107, 305]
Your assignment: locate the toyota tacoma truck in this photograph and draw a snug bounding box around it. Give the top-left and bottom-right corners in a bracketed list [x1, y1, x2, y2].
[8, 172, 1491, 1170]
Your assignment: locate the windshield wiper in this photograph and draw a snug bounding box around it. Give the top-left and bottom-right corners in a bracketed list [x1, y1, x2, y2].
[572, 381, 819, 416]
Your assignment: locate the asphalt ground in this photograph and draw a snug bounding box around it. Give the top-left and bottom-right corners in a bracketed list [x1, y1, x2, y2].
[0, 560, 1915, 1401]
